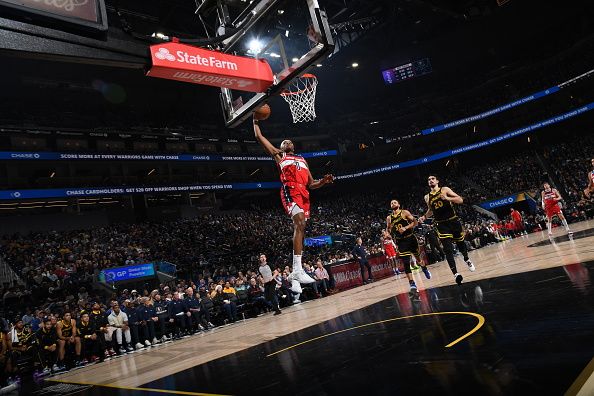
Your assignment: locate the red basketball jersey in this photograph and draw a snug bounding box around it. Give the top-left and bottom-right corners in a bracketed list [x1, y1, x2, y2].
[383, 237, 397, 257]
[543, 188, 558, 208]
[278, 153, 309, 185]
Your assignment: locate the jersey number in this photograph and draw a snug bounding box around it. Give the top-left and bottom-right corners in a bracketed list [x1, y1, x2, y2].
[432, 201, 444, 210]
[295, 161, 301, 170]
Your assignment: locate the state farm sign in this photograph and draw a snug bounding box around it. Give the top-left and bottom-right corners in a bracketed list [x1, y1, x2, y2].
[146, 43, 274, 93]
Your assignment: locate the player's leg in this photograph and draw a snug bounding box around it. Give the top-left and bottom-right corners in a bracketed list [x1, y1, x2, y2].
[436, 222, 463, 284]
[558, 211, 572, 233]
[546, 213, 553, 235]
[74, 336, 82, 365]
[408, 237, 430, 279]
[390, 257, 401, 276]
[289, 209, 315, 283]
[56, 339, 66, 368]
[441, 238, 463, 285]
[292, 211, 306, 257]
[453, 221, 475, 272]
[400, 255, 417, 292]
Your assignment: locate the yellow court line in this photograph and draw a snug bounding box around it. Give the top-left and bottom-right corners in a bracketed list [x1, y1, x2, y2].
[266, 311, 485, 357]
[47, 379, 232, 396]
[565, 356, 594, 396]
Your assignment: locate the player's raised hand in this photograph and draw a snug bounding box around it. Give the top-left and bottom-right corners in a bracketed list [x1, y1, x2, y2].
[323, 174, 335, 184]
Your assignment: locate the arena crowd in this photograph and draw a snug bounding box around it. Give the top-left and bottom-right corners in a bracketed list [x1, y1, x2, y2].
[0, 131, 592, 385]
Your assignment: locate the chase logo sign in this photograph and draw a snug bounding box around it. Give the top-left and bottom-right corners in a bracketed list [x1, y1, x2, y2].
[479, 193, 527, 210]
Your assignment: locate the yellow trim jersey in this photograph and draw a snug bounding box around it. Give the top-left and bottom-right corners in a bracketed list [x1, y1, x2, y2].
[60, 319, 73, 338]
[428, 188, 457, 222]
[388, 210, 414, 240]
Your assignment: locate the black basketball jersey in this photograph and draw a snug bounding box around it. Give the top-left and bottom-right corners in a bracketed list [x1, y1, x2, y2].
[428, 188, 457, 222]
[388, 210, 414, 240]
[60, 319, 73, 337]
[77, 320, 96, 338]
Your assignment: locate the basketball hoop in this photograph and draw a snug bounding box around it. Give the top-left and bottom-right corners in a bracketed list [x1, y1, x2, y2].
[280, 74, 318, 123]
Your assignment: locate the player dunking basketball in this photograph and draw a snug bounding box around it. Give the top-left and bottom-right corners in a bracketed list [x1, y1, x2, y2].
[419, 175, 475, 285]
[541, 182, 572, 236]
[254, 115, 334, 283]
[386, 200, 431, 292]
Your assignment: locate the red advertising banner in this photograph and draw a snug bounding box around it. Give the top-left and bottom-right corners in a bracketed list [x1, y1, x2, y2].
[330, 261, 362, 290]
[331, 246, 429, 291]
[146, 42, 274, 93]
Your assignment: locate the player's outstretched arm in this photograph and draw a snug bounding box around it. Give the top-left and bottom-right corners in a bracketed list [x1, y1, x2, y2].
[442, 187, 463, 204]
[308, 172, 334, 190]
[385, 215, 392, 233]
[253, 119, 282, 163]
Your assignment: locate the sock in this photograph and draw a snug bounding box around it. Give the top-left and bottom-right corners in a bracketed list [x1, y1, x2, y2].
[409, 279, 415, 286]
[442, 240, 458, 275]
[292, 254, 303, 272]
[547, 221, 552, 234]
[562, 219, 570, 231]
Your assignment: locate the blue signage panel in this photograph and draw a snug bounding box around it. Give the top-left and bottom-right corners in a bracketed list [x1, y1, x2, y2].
[479, 194, 517, 210]
[0, 182, 283, 200]
[422, 86, 560, 135]
[0, 102, 592, 200]
[99, 263, 155, 283]
[304, 235, 332, 247]
[337, 102, 594, 180]
[0, 150, 337, 162]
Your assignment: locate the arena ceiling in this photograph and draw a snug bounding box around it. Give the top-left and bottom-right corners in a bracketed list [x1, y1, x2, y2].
[0, 0, 592, 134]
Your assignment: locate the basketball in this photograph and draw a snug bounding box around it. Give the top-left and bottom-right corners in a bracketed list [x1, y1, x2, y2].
[254, 104, 271, 120]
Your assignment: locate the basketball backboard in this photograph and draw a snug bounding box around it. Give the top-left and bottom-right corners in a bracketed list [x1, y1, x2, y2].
[196, 0, 334, 128]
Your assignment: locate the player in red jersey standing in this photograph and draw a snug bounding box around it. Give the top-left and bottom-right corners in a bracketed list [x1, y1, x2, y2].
[254, 117, 334, 283]
[510, 208, 526, 236]
[381, 230, 400, 276]
[541, 182, 572, 236]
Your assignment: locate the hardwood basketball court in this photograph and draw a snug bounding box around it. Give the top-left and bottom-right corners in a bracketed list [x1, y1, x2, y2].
[32, 220, 594, 396]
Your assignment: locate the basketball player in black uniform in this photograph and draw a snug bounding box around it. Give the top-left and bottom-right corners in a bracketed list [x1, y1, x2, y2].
[77, 312, 100, 363]
[386, 200, 431, 292]
[56, 312, 81, 369]
[419, 175, 475, 285]
[36, 318, 57, 374]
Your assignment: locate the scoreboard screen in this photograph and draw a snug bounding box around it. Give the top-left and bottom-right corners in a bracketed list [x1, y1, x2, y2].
[0, 0, 108, 33]
[382, 58, 432, 85]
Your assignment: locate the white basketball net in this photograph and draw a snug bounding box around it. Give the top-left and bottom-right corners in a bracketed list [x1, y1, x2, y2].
[280, 74, 318, 123]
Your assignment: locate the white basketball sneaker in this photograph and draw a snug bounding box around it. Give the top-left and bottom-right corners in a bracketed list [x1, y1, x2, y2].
[290, 270, 315, 284]
[466, 259, 476, 272]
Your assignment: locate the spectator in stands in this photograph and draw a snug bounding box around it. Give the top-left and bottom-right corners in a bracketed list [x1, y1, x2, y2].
[168, 292, 189, 339]
[137, 297, 158, 345]
[106, 302, 133, 354]
[314, 259, 331, 295]
[247, 278, 270, 314]
[153, 294, 170, 342]
[185, 288, 204, 333]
